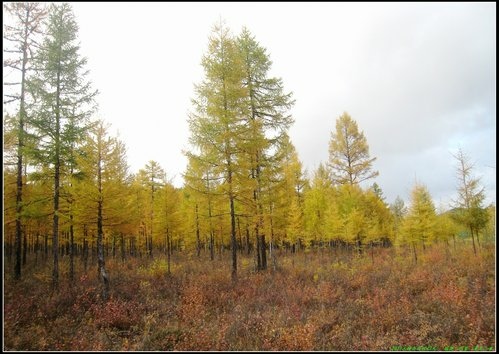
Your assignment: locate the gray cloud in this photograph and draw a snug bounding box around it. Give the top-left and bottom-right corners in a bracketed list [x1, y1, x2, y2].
[61, 2, 495, 208]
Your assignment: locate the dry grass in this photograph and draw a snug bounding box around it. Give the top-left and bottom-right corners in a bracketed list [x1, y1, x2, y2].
[3, 242, 496, 351]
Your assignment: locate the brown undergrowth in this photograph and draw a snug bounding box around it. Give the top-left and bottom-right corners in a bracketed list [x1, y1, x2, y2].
[3, 243, 495, 351]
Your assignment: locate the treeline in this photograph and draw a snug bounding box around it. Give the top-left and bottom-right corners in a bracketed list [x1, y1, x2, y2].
[3, 3, 495, 292]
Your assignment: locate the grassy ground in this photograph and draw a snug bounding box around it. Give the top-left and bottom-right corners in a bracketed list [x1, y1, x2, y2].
[3, 242, 496, 351]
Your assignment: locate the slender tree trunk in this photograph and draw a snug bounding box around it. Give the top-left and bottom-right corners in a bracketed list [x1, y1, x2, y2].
[51, 43, 64, 290]
[245, 224, 250, 255]
[237, 217, 243, 255]
[52, 122, 61, 289]
[210, 231, 214, 261]
[120, 233, 125, 263]
[97, 138, 109, 301]
[228, 171, 237, 281]
[196, 204, 201, 257]
[35, 233, 39, 266]
[356, 235, 362, 255]
[166, 228, 171, 275]
[256, 233, 262, 269]
[69, 219, 74, 282]
[44, 233, 48, 260]
[22, 230, 27, 266]
[97, 198, 109, 300]
[83, 224, 88, 272]
[470, 226, 477, 255]
[412, 242, 417, 264]
[260, 235, 267, 270]
[269, 204, 277, 271]
[14, 5, 33, 281]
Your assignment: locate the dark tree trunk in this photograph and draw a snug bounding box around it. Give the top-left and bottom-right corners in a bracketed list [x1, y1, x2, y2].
[44, 233, 48, 260]
[246, 224, 251, 255]
[120, 233, 125, 263]
[229, 193, 237, 281]
[69, 220, 74, 282]
[196, 204, 201, 257]
[14, 4, 32, 281]
[256, 233, 262, 270]
[22, 230, 27, 266]
[210, 231, 214, 261]
[260, 235, 267, 270]
[166, 228, 171, 275]
[470, 227, 477, 255]
[237, 217, 243, 254]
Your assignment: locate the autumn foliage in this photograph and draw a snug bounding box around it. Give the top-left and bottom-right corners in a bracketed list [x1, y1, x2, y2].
[4, 242, 495, 351]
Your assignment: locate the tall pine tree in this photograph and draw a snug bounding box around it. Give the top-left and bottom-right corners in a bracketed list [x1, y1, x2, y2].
[28, 3, 97, 289]
[3, 2, 46, 280]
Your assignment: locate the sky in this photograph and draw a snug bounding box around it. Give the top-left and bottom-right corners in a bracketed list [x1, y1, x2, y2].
[4, 2, 497, 209]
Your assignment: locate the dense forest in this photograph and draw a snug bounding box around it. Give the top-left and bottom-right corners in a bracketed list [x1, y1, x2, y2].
[3, 3, 495, 351]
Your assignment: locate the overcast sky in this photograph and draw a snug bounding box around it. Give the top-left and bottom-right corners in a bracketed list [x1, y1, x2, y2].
[5, 2, 496, 208]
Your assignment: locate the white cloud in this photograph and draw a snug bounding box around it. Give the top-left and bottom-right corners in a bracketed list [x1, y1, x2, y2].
[6, 2, 494, 208]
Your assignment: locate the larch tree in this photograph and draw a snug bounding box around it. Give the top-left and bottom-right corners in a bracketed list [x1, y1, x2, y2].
[452, 148, 487, 255]
[155, 178, 181, 275]
[303, 163, 332, 248]
[399, 183, 437, 263]
[3, 2, 46, 280]
[363, 187, 393, 260]
[141, 160, 165, 258]
[390, 196, 407, 242]
[27, 3, 97, 289]
[237, 27, 295, 270]
[435, 211, 459, 249]
[275, 133, 307, 252]
[187, 20, 248, 280]
[75, 120, 128, 300]
[183, 153, 220, 260]
[328, 112, 378, 186]
[336, 184, 367, 254]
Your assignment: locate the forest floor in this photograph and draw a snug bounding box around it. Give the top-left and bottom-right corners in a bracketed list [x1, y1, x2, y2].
[3, 242, 496, 351]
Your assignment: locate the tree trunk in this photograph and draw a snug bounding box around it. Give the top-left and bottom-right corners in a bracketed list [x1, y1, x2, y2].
[120, 233, 126, 263]
[13, 5, 33, 281]
[196, 204, 201, 257]
[237, 217, 243, 255]
[166, 228, 171, 275]
[97, 138, 109, 301]
[412, 242, 418, 264]
[44, 233, 48, 261]
[246, 225, 251, 255]
[229, 192, 237, 281]
[210, 231, 214, 261]
[69, 220, 74, 282]
[51, 48, 63, 290]
[35, 233, 39, 266]
[260, 234, 267, 270]
[256, 232, 262, 270]
[470, 227, 477, 255]
[22, 230, 27, 266]
[97, 211, 109, 301]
